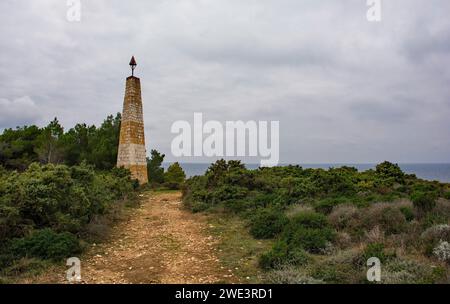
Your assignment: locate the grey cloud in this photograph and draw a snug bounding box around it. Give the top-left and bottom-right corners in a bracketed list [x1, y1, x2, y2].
[0, 96, 46, 129]
[1, 0, 450, 163]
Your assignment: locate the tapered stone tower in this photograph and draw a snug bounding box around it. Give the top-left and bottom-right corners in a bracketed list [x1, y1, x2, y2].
[117, 56, 148, 184]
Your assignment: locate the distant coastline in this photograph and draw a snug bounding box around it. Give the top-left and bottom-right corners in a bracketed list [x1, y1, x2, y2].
[163, 162, 450, 183]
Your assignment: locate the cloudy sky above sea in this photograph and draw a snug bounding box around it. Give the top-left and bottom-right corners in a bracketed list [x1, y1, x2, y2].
[0, 0, 449, 164]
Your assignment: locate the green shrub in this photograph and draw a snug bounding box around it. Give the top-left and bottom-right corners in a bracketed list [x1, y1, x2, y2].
[259, 240, 309, 270]
[209, 185, 248, 205]
[278, 212, 335, 254]
[312, 262, 362, 284]
[362, 243, 394, 263]
[361, 204, 407, 235]
[288, 211, 330, 229]
[10, 229, 81, 261]
[0, 163, 136, 242]
[444, 191, 450, 200]
[287, 227, 335, 253]
[249, 208, 288, 239]
[190, 201, 210, 213]
[375, 161, 405, 183]
[164, 162, 186, 190]
[380, 207, 407, 234]
[399, 206, 415, 222]
[310, 248, 365, 284]
[411, 191, 437, 214]
[314, 197, 347, 215]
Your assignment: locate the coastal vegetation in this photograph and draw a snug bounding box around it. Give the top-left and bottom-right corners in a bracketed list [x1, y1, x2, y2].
[183, 160, 450, 283]
[0, 115, 187, 282]
[0, 162, 137, 282]
[1, 115, 448, 284]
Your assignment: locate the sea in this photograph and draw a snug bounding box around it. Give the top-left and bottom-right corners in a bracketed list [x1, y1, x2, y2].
[163, 163, 450, 183]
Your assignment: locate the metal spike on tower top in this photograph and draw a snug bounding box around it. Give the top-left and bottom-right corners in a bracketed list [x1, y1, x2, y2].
[129, 56, 137, 76]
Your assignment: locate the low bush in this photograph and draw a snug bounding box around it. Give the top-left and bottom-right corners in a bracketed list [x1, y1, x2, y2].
[288, 211, 330, 230]
[362, 242, 394, 263]
[421, 224, 450, 256]
[399, 206, 415, 222]
[259, 240, 309, 270]
[411, 191, 437, 215]
[265, 265, 323, 284]
[311, 249, 365, 284]
[382, 258, 447, 284]
[328, 205, 359, 230]
[361, 204, 407, 235]
[283, 212, 335, 253]
[286, 227, 335, 254]
[443, 192, 450, 200]
[249, 208, 288, 239]
[9, 229, 81, 261]
[181, 160, 450, 282]
[433, 241, 450, 263]
[314, 197, 348, 215]
[0, 162, 136, 275]
[421, 224, 450, 243]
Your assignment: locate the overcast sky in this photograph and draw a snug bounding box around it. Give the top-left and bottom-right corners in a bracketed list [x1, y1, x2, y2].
[0, 0, 449, 164]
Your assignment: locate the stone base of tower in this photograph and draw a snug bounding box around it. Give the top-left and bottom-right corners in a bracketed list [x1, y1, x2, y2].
[117, 142, 148, 184]
[118, 164, 148, 185]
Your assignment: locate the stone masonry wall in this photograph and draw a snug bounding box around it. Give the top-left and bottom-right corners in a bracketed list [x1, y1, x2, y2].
[117, 76, 148, 184]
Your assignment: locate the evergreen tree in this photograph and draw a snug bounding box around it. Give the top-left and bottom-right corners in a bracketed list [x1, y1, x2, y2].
[0, 125, 41, 170]
[147, 149, 165, 185]
[164, 162, 186, 190]
[35, 118, 64, 164]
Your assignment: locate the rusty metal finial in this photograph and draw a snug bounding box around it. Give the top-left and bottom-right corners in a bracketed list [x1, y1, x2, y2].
[129, 56, 137, 76]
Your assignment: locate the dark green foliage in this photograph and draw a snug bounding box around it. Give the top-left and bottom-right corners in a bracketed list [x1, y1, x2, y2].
[311, 260, 364, 284]
[380, 207, 407, 235]
[0, 163, 135, 242]
[0, 162, 136, 273]
[182, 159, 450, 278]
[0, 125, 41, 171]
[444, 191, 450, 200]
[282, 224, 335, 254]
[0, 114, 121, 171]
[9, 229, 81, 261]
[261, 212, 335, 268]
[288, 211, 330, 229]
[314, 197, 348, 215]
[147, 149, 165, 185]
[83, 114, 121, 170]
[34, 118, 65, 164]
[399, 206, 415, 222]
[164, 162, 186, 190]
[411, 191, 437, 215]
[375, 161, 405, 183]
[249, 208, 288, 239]
[259, 240, 309, 270]
[362, 243, 394, 263]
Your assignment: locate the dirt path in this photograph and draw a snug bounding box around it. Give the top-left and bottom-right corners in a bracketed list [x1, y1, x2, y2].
[22, 191, 235, 284]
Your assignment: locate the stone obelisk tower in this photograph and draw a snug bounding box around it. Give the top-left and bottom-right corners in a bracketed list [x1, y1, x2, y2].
[117, 56, 148, 184]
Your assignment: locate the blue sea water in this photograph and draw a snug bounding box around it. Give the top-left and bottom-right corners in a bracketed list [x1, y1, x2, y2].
[163, 163, 450, 183]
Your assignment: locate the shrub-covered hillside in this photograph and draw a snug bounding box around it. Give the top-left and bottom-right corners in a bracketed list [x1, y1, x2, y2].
[0, 162, 137, 282]
[183, 160, 450, 284]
